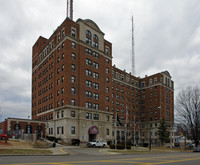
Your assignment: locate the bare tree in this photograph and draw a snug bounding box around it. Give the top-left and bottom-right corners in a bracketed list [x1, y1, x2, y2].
[176, 86, 200, 147]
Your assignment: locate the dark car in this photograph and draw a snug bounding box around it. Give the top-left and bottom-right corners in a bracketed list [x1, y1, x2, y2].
[193, 147, 200, 152]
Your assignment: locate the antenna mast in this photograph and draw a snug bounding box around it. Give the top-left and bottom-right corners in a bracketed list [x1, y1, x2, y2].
[67, 0, 73, 20]
[131, 16, 135, 76]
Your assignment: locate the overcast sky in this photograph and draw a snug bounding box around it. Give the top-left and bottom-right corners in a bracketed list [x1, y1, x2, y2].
[0, 0, 200, 121]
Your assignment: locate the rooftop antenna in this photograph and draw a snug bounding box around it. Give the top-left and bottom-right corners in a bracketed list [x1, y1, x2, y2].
[131, 16, 136, 76]
[67, 0, 73, 20]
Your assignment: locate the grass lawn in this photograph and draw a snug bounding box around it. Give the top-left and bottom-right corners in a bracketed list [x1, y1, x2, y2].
[0, 149, 52, 155]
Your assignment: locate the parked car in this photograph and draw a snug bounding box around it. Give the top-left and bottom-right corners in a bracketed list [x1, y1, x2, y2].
[87, 139, 107, 147]
[193, 147, 200, 152]
[0, 134, 9, 140]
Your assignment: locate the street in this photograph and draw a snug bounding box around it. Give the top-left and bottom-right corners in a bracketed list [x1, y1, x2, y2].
[1, 152, 200, 165]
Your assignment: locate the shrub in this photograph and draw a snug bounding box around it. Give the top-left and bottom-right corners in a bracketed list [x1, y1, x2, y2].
[107, 140, 112, 145]
[71, 139, 80, 146]
[109, 144, 131, 150]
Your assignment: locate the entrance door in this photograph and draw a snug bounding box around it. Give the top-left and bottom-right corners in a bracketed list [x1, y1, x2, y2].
[88, 126, 99, 142]
[89, 134, 96, 142]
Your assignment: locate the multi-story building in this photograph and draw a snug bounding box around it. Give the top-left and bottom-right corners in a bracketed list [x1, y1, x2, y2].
[32, 17, 174, 145]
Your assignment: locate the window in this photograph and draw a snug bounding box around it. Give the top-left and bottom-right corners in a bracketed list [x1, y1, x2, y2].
[93, 40, 98, 49]
[86, 30, 92, 45]
[71, 87, 75, 94]
[72, 42, 76, 49]
[106, 96, 109, 102]
[86, 113, 92, 119]
[61, 99, 64, 106]
[61, 29, 65, 37]
[61, 126, 64, 134]
[61, 110, 64, 117]
[72, 29, 76, 38]
[86, 69, 92, 76]
[72, 53, 76, 60]
[61, 88, 64, 94]
[61, 65, 64, 71]
[93, 82, 99, 89]
[93, 114, 99, 120]
[106, 68, 109, 73]
[106, 77, 109, 82]
[71, 111, 75, 117]
[86, 91, 92, 98]
[93, 93, 99, 100]
[149, 79, 152, 85]
[72, 76, 75, 83]
[57, 101, 60, 107]
[86, 30, 91, 36]
[93, 52, 99, 58]
[57, 34, 60, 42]
[57, 68, 60, 74]
[57, 111, 59, 118]
[57, 127, 59, 134]
[71, 126, 75, 134]
[62, 53, 64, 59]
[72, 64, 75, 71]
[106, 87, 109, 93]
[94, 62, 99, 69]
[121, 75, 124, 81]
[86, 48, 92, 55]
[106, 58, 109, 64]
[106, 106, 109, 112]
[62, 42, 64, 48]
[57, 79, 60, 85]
[93, 103, 99, 110]
[57, 90, 60, 96]
[71, 99, 75, 106]
[106, 47, 109, 55]
[141, 82, 145, 87]
[106, 129, 109, 135]
[154, 77, 157, 84]
[94, 34, 98, 40]
[57, 57, 60, 63]
[93, 72, 99, 79]
[86, 37, 92, 45]
[61, 76, 64, 83]
[86, 80, 92, 87]
[86, 102, 92, 108]
[86, 59, 92, 66]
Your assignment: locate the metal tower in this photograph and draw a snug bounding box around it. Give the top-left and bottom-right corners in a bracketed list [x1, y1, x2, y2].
[67, 0, 73, 20]
[132, 16, 136, 76]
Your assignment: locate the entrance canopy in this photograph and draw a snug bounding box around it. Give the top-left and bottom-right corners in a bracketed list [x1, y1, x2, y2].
[88, 126, 99, 135]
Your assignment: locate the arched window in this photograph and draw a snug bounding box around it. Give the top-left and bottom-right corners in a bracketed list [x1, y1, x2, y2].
[26, 125, 32, 134]
[86, 30, 91, 36]
[86, 30, 92, 45]
[93, 34, 99, 49]
[93, 34, 98, 40]
[14, 124, 21, 130]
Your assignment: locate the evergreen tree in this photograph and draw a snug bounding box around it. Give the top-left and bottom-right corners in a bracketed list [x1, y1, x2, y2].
[158, 118, 170, 145]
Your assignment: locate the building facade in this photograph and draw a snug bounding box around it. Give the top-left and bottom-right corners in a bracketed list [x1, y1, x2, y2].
[32, 17, 174, 145]
[0, 118, 46, 139]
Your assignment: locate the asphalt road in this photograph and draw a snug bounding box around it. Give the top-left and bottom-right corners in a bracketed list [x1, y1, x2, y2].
[1, 152, 200, 165]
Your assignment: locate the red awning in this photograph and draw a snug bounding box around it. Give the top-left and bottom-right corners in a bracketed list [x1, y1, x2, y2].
[88, 126, 99, 135]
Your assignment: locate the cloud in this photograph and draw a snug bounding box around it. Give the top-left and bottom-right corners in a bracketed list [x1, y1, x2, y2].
[0, 0, 200, 121]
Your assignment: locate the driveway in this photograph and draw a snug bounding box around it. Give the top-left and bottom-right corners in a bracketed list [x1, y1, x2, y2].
[62, 146, 110, 155]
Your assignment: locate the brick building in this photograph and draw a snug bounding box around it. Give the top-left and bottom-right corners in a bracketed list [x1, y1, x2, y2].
[0, 118, 46, 139]
[32, 17, 174, 145]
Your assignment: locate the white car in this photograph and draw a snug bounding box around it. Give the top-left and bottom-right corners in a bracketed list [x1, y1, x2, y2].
[87, 139, 107, 147]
